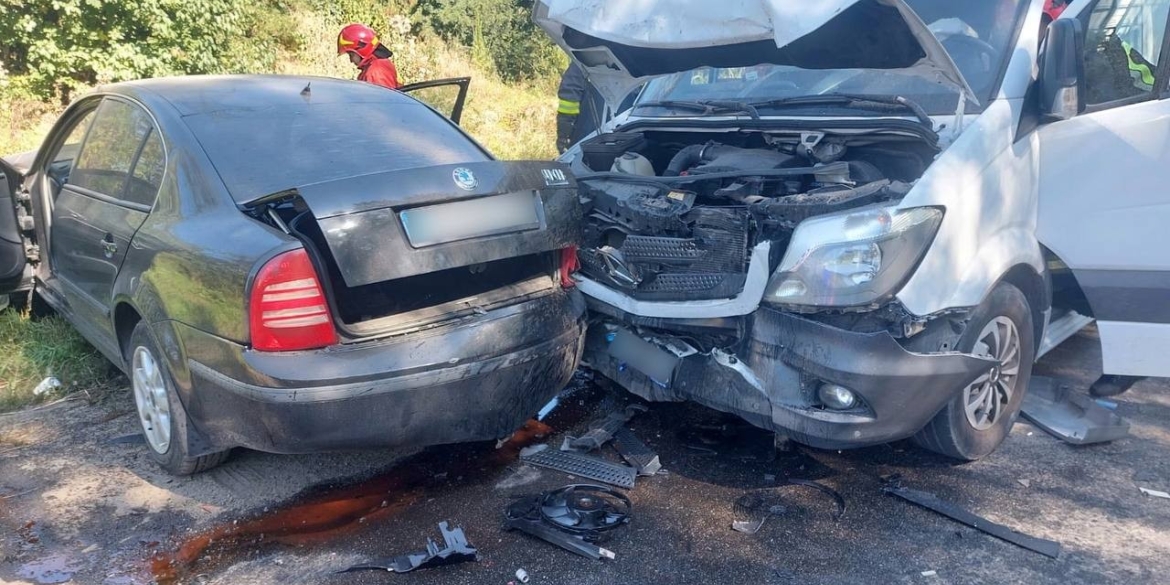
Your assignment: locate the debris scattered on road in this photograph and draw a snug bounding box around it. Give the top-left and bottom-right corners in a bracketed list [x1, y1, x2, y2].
[561, 404, 647, 452]
[339, 521, 478, 574]
[884, 486, 1061, 558]
[504, 484, 629, 560]
[32, 377, 61, 396]
[519, 444, 549, 458]
[522, 448, 637, 488]
[1017, 479, 1031, 489]
[921, 570, 938, 577]
[516, 568, 530, 583]
[731, 493, 786, 534]
[788, 479, 846, 521]
[1139, 487, 1170, 499]
[612, 427, 661, 476]
[1021, 376, 1130, 445]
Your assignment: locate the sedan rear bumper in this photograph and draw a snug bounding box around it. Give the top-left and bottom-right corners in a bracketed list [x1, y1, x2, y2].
[176, 291, 586, 454]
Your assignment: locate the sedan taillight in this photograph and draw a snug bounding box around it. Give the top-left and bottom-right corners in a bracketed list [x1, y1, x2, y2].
[249, 249, 338, 352]
[559, 246, 580, 289]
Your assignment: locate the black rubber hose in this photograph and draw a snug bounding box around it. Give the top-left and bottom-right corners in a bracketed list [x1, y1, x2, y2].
[663, 144, 708, 176]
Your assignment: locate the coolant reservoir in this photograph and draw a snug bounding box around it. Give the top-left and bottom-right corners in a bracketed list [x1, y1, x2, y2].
[611, 152, 656, 176]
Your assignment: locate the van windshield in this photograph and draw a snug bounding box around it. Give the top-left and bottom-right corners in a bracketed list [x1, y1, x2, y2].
[635, 0, 1029, 116]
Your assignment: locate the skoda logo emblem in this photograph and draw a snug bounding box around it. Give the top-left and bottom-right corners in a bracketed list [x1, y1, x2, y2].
[452, 167, 478, 191]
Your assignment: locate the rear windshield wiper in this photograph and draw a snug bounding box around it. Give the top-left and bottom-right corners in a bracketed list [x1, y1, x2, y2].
[746, 94, 934, 128]
[631, 100, 760, 120]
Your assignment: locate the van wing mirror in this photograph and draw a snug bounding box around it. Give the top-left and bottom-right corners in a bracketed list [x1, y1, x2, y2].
[1039, 18, 1086, 121]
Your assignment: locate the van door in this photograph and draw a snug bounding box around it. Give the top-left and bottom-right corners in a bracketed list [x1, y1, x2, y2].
[1037, 0, 1170, 377]
[0, 158, 28, 293]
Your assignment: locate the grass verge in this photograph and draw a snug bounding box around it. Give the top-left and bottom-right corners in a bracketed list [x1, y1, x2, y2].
[0, 300, 114, 413]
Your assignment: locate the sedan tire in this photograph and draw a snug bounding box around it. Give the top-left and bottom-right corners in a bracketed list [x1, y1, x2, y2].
[913, 282, 1035, 461]
[129, 322, 230, 475]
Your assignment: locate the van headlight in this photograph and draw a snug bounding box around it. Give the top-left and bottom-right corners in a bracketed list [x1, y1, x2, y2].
[764, 206, 943, 308]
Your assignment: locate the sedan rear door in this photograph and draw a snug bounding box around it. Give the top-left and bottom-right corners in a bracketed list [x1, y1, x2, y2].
[400, 77, 471, 124]
[50, 97, 162, 338]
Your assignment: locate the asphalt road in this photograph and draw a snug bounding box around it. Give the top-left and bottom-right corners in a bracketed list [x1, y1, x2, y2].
[3, 327, 1168, 584]
[178, 328, 1170, 585]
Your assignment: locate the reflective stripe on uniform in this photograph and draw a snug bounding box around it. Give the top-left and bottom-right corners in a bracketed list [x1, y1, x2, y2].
[558, 99, 581, 116]
[1122, 40, 1155, 90]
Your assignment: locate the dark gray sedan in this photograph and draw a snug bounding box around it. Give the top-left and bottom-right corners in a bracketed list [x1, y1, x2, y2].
[0, 75, 586, 474]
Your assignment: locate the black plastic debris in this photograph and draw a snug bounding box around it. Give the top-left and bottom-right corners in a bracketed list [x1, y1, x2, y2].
[522, 448, 637, 488]
[1022, 376, 1130, 445]
[504, 484, 629, 560]
[562, 405, 648, 452]
[340, 521, 478, 573]
[788, 479, 846, 521]
[884, 486, 1061, 559]
[612, 427, 662, 476]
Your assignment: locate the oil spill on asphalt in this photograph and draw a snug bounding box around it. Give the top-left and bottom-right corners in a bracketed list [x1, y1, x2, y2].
[149, 385, 601, 584]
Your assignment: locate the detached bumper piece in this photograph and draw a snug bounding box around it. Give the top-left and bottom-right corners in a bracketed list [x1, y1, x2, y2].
[884, 486, 1061, 559]
[340, 521, 478, 573]
[1022, 376, 1130, 445]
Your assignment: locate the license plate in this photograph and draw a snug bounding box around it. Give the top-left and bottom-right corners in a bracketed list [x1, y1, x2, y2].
[399, 192, 543, 248]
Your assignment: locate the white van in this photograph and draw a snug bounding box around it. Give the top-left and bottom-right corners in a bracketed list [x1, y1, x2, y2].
[537, 0, 1170, 459]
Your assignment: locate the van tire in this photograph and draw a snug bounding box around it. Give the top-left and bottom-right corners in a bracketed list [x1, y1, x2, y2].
[913, 283, 1035, 461]
[128, 322, 231, 475]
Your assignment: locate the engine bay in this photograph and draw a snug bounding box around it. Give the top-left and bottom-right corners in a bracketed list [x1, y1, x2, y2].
[575, 129, 938, 302]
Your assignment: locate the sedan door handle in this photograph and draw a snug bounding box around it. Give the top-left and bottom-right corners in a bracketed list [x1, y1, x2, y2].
[101, 234, 117, 258]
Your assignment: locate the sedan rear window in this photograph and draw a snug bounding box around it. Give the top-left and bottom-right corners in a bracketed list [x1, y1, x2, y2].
[184, 101, 490, 203]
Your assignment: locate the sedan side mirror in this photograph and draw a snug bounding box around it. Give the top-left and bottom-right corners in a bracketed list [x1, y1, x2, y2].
[1039, 18, 1086, 121]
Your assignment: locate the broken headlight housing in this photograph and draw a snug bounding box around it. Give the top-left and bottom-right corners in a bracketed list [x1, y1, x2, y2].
[764, 206, 943, 308]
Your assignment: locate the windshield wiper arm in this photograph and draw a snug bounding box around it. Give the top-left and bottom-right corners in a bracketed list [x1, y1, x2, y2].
[632, 99, 760, 119]
[747, 94, 933, 128]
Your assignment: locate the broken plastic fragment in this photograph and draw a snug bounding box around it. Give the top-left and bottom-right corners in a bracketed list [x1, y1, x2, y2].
[338, 521, 477, 574]
[1139, 487, 1170, 499]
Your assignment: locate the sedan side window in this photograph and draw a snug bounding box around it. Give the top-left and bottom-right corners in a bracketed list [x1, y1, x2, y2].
[125, 130, 165, 208]
[1082, 0, 1170, 106]
[70, 99, 153, 201]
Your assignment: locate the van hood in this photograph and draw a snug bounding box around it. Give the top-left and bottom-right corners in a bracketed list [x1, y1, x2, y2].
[534, 0, 977, 109]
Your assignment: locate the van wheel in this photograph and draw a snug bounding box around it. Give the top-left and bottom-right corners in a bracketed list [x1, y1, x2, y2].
[128, 322, 230, 475]
[913, 283, 1035, 461]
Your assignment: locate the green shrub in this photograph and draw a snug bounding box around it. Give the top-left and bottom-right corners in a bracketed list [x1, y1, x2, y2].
[418, 0, 565, 81]
[0, 0, 250, 100]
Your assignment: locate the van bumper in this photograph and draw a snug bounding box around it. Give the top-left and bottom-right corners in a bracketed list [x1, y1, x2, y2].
[587, 308, 994, 449]
[177, 291, 586, 454]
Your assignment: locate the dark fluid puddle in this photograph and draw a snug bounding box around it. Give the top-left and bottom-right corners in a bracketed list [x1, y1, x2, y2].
[150, 384, 600, 583]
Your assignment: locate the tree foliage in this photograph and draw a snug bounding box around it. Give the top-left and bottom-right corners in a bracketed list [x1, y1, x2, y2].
[0, 0, 249, 100]
[418, 0, 565, 81]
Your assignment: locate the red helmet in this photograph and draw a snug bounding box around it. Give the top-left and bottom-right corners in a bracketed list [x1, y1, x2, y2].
[338, 23, 380, 62]
[1044, 0, 1070, 21]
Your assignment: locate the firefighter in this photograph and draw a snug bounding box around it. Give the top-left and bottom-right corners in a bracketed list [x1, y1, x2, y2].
[556, 63, 607, 153]
[337, 24, 401, 90]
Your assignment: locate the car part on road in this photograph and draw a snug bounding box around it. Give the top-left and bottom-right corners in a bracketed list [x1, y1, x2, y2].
[562, 404, 648, 452]
[1139, 487, 1170, 500]
[540, 485, 632, 534]
[612, 427, 662, 476]
[788, 479, 846, 521]
[731, 493, 787, 534]
[339, 521, 478, 573]
[504, 488, 623, 560]
[1021, 376, 1130, 445]
[883, 486, 1061, 559]
[1088, 374, 1142, 398]
[522, 447, 637, 488]
[516, 568, 531, 583]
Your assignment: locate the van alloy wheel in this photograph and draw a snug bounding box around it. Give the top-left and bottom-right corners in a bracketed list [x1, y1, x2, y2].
[963, 316, 1021, 431]
[132, 346, 172, 454]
